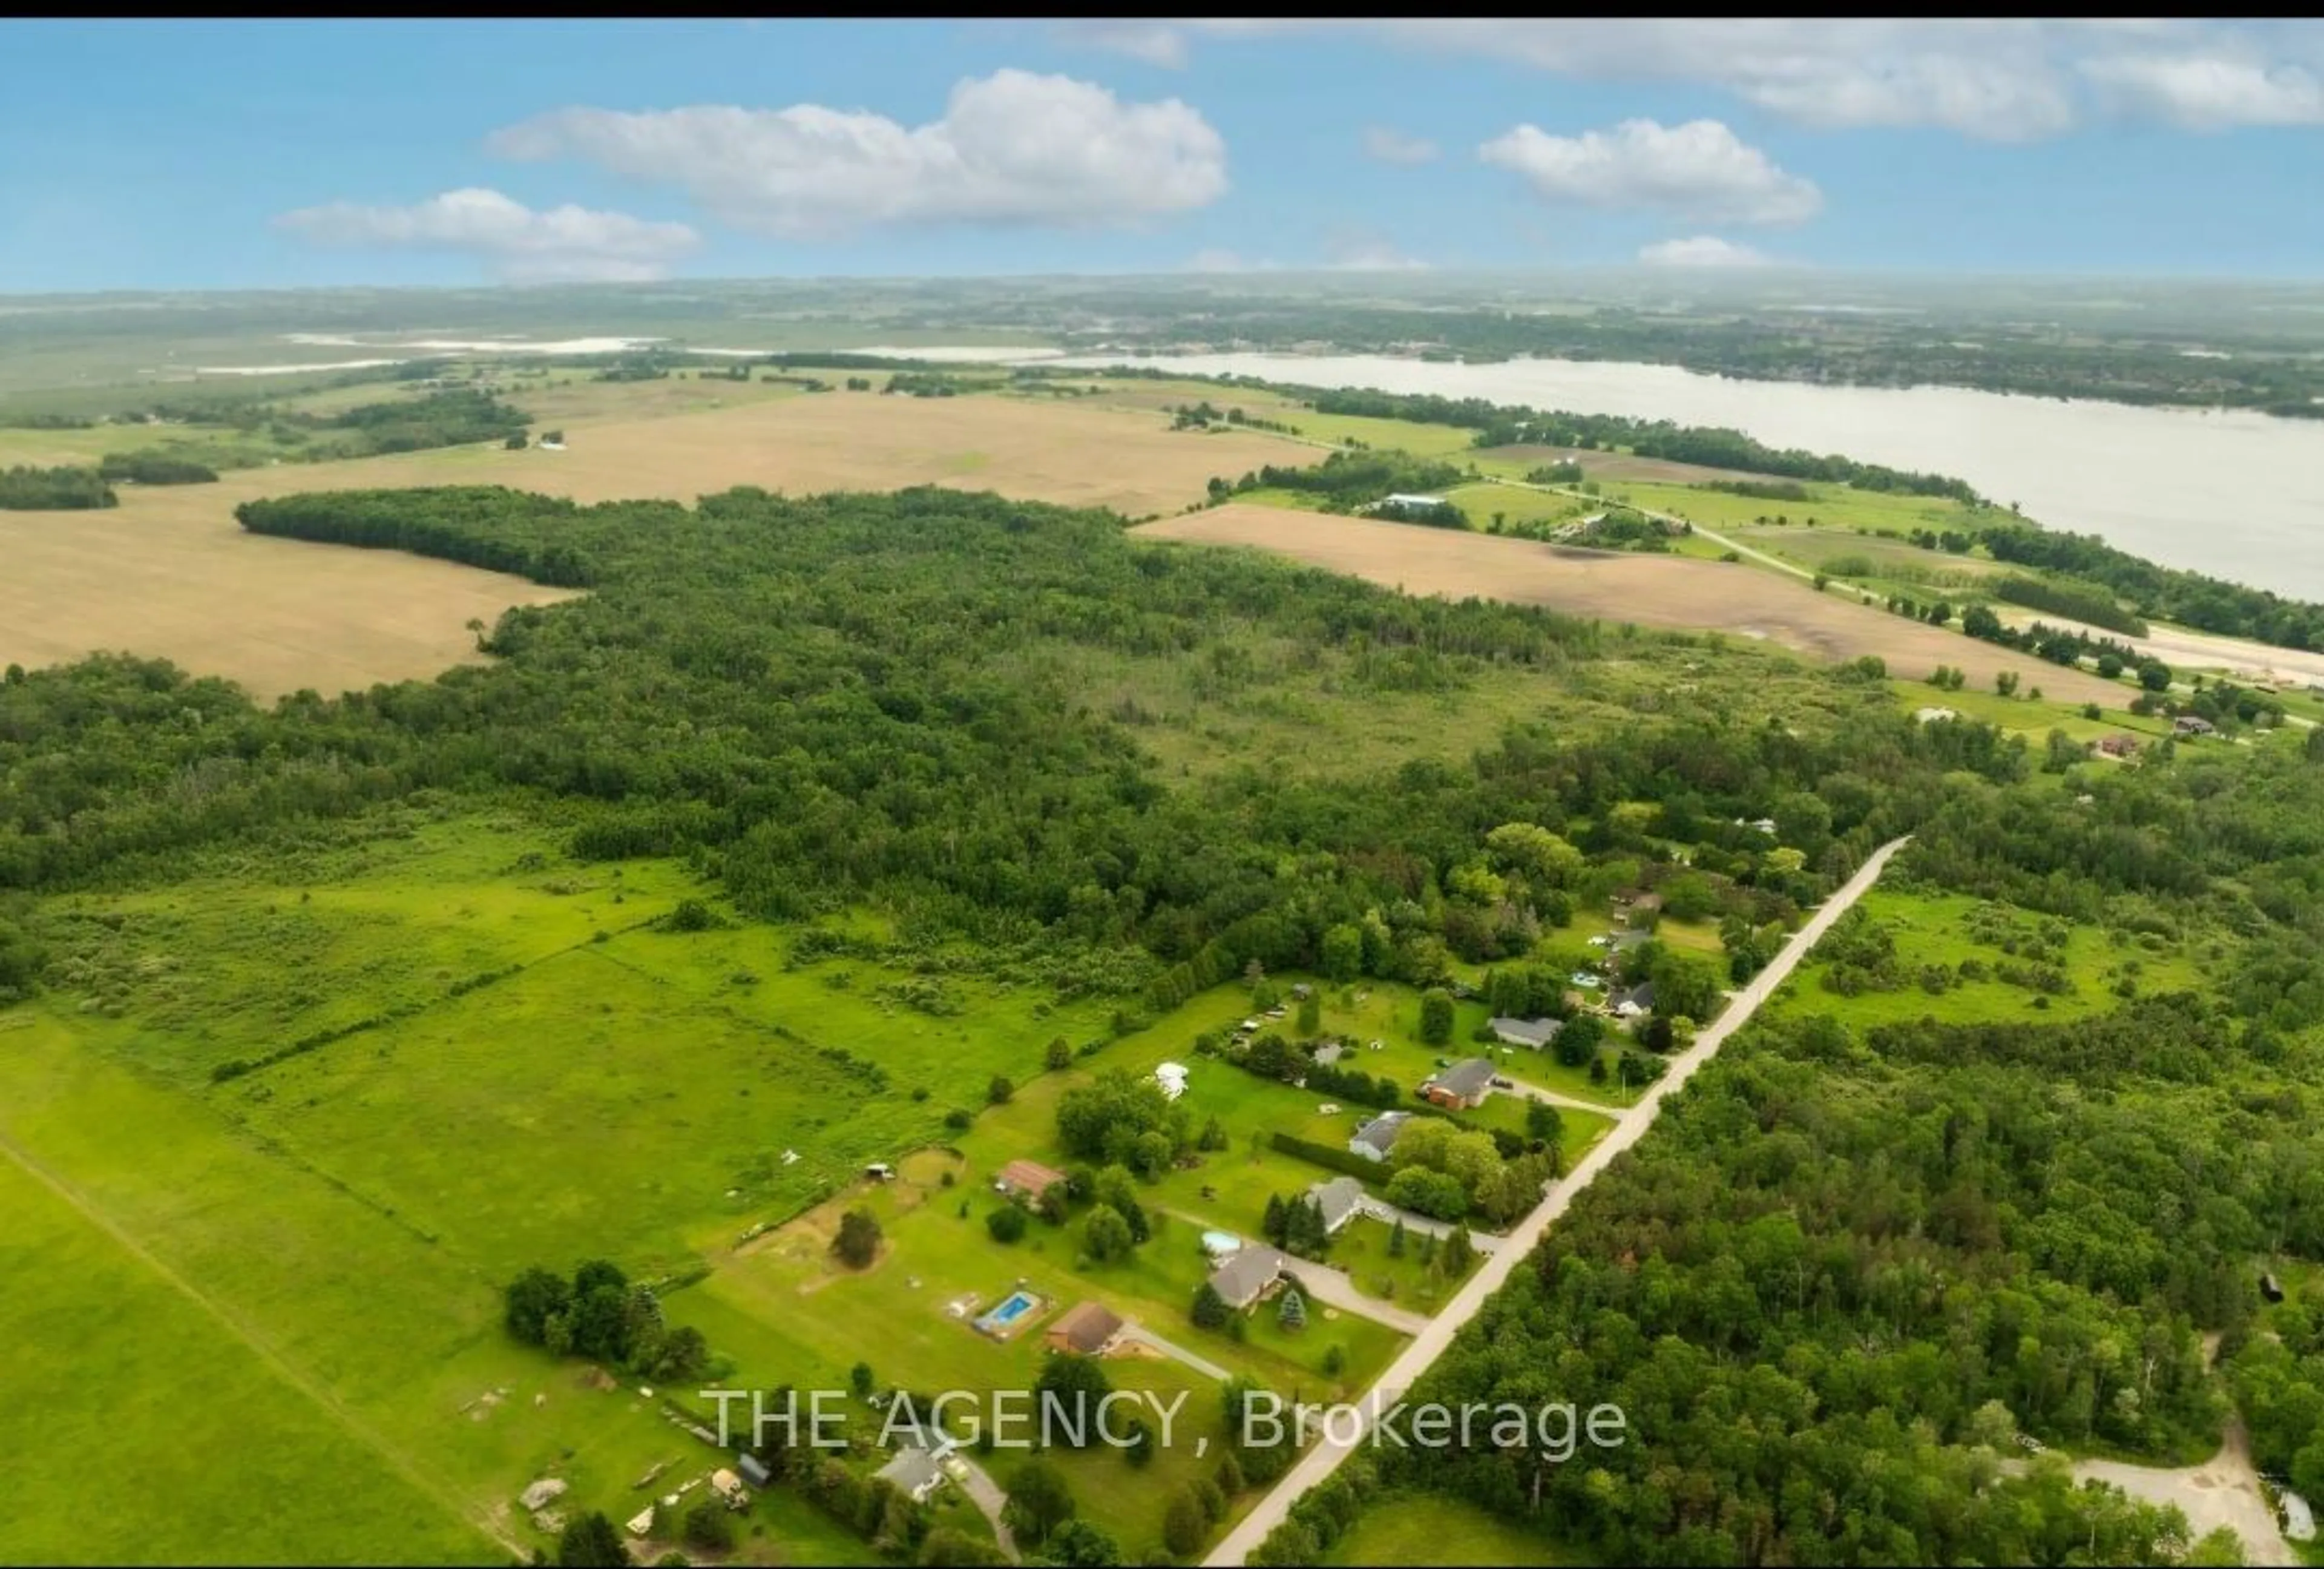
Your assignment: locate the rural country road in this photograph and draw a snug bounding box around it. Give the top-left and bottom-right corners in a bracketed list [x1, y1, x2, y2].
[1203, 835, 1915, 1566]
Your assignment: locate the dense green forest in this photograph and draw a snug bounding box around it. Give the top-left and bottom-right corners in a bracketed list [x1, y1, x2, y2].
[96, 449, 219, 484]
[5, 481, 2008, 1042]
[7, 474, 2322, 1564]
[294, 387, 531, 457]
[1991, 574, 2148, 637]
[0, 464, 114, 508]
[1981, 521, 2324, 651]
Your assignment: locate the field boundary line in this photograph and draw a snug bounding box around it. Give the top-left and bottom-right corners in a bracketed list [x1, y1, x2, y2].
[0, 1119, 520, 1561]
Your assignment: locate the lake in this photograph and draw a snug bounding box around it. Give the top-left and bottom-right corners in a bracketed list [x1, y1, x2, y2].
[901, 347, 2324, 602]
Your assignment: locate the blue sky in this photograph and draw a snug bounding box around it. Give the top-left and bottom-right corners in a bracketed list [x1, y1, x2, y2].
[4, 19, 2324, 291]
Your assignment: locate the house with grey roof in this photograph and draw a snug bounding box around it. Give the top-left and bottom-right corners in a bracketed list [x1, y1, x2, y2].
[1348, 1110, 1410, 1162]
[1611, 981, 1657, 1019]
[876, 1446, 947, 1504]
[1489, 1016, 1563, 1050]
[1420, 1058, 1497, 1110]
[1208, 1245, 1289, 1311]
[1307, 1176, 1368, 1236]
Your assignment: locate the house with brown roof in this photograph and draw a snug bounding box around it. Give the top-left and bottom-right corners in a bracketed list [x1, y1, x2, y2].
[2094, 733, 2141, 758]
[1043, 1301, 1124, 1357]
[995, 1159, 1067, 1200]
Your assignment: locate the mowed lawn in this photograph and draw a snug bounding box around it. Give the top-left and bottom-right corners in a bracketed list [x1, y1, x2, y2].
[0, 1150, 492, 1567]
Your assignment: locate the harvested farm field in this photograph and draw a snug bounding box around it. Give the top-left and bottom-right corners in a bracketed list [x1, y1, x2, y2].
[1135, 505, 2127, 704]
[274, 389, 1297, 518]
[2, 392, 1293, 699]
[0, 501, 577, 702]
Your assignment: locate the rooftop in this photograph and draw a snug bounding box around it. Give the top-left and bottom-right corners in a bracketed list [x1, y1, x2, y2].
[996, 1158, 1066, 1196]
[1489, 1016, 1562, 1048]
[1208, 1245, 1288, 1306]
[1308, 1175, 1367, 1231]
[876, 1446, 944, 1496]
[1423, 1058, 1497, 1099]
[1046, 1300, 1124, 1355]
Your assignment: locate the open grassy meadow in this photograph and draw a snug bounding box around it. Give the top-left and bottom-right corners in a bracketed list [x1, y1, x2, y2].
[1321, 1490, 1579, 1566]
[1595, 478, 2013, 540]
[15, 799, 1655, 1563]
[1771, 887, 2206, 1031]
[0, 1144, 496, 1567]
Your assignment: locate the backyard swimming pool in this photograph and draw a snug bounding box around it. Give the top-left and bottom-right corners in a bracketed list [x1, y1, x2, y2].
[973, 1289, 1044, 1337]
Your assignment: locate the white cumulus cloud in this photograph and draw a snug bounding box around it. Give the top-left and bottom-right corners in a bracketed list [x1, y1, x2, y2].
[487, 70, 1229, 241]
[1361, 125, 1440, 165]
[2080, 51, 2324, 128]
[1049, 19, 2324, 139]
[1480, 119, 1822, 226]
[274, 188, 700, 282]
[1638, 235, 1776, 269]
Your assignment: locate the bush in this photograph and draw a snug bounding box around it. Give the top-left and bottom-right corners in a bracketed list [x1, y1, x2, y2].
[986, 1206, 1028, 1243]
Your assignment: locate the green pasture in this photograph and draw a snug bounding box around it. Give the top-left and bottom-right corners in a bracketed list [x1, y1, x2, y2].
[0, 1011, 717, 1564]
[1770, 888, 2204, 1031]
[1322, 1489, 1580, 1566]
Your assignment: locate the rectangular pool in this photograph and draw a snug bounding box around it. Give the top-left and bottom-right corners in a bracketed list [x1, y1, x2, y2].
[973, 1290, 1043, 1337]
